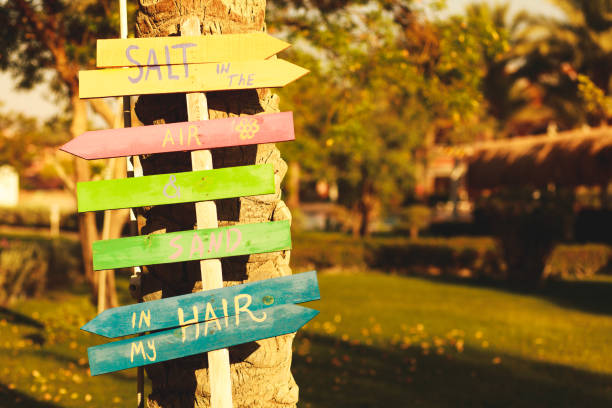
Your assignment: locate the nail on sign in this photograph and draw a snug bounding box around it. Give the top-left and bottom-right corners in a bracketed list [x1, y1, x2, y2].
[82, 271, 319, 338]
[61, 112, 295, 160]
[92, 220, 291, 271]
[79, 59, 309, 98]
[77, 163, 274, 212]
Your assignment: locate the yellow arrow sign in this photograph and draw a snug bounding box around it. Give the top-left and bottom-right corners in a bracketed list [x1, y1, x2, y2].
[96, 33, 290, 68]
[79, 59, 309, 99]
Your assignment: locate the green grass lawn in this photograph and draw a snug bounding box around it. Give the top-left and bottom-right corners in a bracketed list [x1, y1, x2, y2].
[0, 282, 144, 407]
[294, 272, 612, 407]
[0, 272, 611, 407]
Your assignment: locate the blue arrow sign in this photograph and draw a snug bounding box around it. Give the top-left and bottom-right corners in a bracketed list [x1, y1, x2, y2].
[82, 271, 319, 338]
[88, 304, 318, 375]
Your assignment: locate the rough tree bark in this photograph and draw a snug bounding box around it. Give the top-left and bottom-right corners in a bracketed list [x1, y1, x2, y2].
[132, 1, 298, 407]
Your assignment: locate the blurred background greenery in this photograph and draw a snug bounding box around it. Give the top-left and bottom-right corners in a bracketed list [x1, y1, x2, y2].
[0, 0, 612, 406]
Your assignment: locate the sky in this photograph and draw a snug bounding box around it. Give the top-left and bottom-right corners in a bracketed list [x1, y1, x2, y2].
[0, 74, 61, 122]
[0, 0, 566, 122]
[428, 0, 564, 20]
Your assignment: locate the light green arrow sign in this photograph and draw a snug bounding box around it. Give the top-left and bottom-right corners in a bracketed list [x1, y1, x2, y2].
[77, 164, 274, 212]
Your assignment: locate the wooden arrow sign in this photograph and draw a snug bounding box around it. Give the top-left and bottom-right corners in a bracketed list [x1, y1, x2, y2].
[79, 59, 309, 98]
[82, 271, 319, 338]
[77, 163, 274, 212]
[96, 32, 290, 68]
[61, 112, 294, 160]
[93, 220, 291, 271]
[87, 304, 318, 376]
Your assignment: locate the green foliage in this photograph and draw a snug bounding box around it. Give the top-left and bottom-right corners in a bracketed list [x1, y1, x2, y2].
[292, 230, 503, 277]
[428, 5, 511, 141]
[395, 204, 431, 233]
[457, 4, 533, 134]
[291, 231, 368, 269]
[0, 112, 40, 172]
[546, 244, 612, 279]
[293, 229, 612, 282]
[0, 1, 133, 93]
[512, 0, 612, 127]
[0, 109, 71, 174]
[271, 1, 506, 233]
[274, 4, 424, 233]
[577, 73, 612, 119]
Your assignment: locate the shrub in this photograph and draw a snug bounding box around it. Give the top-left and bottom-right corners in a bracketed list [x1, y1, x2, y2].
[292, 231, 612, 282]
[365, 236, 503, 278]
[395, 205, 431, 238]
[545, 244, 612, 279]
[0, 205, 78, 231]
[0, 241, 48, 305]
[0, 234, 82, 304]
[292, 231, 503, 278]
[292, 231, 366, 269]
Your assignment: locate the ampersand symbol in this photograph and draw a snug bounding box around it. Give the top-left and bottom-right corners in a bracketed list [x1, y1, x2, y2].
[235, 118, 260, 140]
[163, 174, 181, 199]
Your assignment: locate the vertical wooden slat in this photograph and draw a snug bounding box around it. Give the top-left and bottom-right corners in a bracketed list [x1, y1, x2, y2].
[181, 16, 234, 408]
[117, 0, 145, 406]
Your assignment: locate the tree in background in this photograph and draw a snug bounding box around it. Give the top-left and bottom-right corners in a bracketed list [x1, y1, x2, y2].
[0, 110, 73, 189]
[463, 1, 612, 283]
[456, 3, 543, 137]
[270, 0, 507, 235]
[512, 0, 612, 128]
[0, 1, 133, 307]
[0, 111, 64, 173]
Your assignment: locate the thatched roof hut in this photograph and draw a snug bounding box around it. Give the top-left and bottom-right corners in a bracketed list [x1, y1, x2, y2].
[467, 127, 612, 190]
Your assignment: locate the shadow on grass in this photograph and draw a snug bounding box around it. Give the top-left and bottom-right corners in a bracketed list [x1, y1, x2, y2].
[0, 383, 60, 408]
[294, 332, 612, 408]
[413, 275, 612, 316]
[29, 348, 138, 382]
[539, 278, 612, 316]
[0, 307, 44, 329]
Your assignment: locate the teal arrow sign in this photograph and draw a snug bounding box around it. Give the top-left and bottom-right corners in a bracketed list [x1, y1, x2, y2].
[82, 271, 319, 338]
[92, 220, 291, 270]
[88, 304, 318, 375]
[77, 163, 274, 212]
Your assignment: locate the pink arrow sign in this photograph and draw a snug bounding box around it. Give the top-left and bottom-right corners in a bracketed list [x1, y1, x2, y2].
[61, 112, 294, 160]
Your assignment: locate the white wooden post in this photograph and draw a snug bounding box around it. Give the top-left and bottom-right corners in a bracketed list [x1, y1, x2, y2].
[181, 15, 234, 408]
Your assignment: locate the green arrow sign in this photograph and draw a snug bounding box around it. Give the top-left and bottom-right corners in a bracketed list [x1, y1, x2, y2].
[77, 164, 274, 212]
[93, 220, 291, 270]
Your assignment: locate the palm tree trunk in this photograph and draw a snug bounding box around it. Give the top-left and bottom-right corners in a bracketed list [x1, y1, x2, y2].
[133, 1, 298, 407]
